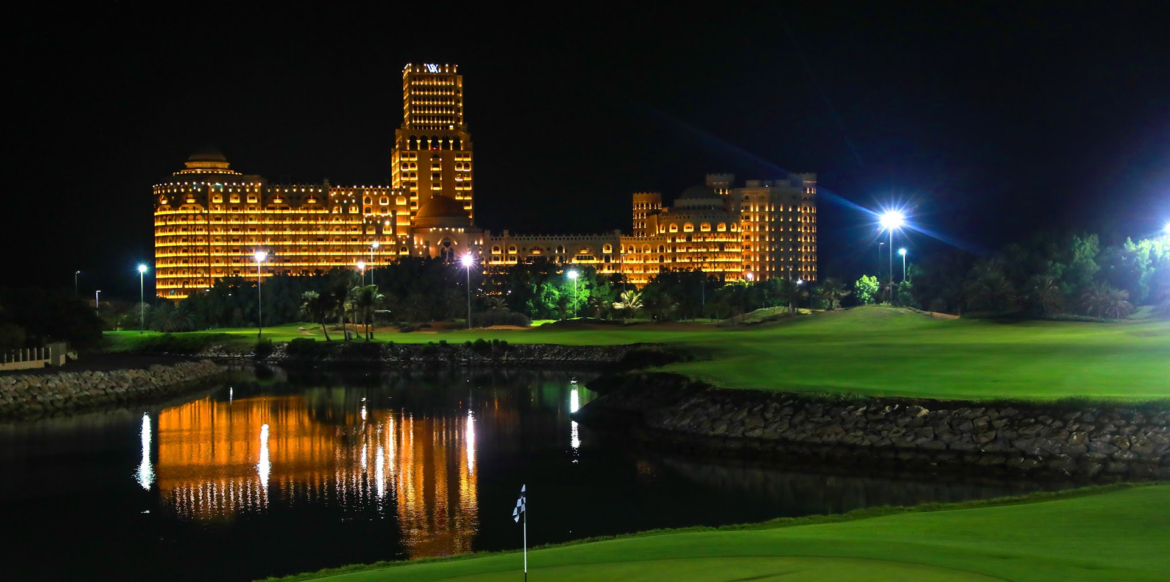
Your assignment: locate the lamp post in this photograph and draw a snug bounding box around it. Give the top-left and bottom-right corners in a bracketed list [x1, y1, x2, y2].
[461, 253, 475, 329]
[95, 290, 101, 316]
[369, 241, 380, 286]
[877, 242, 884, 282]
[746, 272, 754, 283]
[898, 248, 907, 282]
[568, 269, 579, 318]
[254, 251, 267, 340]
[879, 211, 906, 303]
[74, 270, 81, 297]
[137, 264, 147, 334]
[357, 261, 366, 287]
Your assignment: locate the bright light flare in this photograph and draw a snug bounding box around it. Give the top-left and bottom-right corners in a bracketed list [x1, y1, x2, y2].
[460, 253, 475, 268]
[567, 270, 579, 280]
[254, 250, 267, 263]
[746, 272, 754, 281]
[137, 264, 147, 274]
[898, 248, 907, 256]
[372, 240, 380, 249]
[879, 210, 906, 231]
[357, 260, 366, 271]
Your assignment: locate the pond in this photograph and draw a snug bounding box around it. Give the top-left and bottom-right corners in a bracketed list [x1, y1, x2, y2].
[0, 366, 1062, 581]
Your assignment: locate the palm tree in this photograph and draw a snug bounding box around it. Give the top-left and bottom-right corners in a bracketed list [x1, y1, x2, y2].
[1081, 283, 1134, 319]
[815, 277, 850, 310]
[300, 291, 334, 341]
[776, 279, 807, 314]
[1025, 274, 1063, 315]
[613, 289, 643, 320]
[965, 259, 1016, 313]
[348, 285, 384, 340]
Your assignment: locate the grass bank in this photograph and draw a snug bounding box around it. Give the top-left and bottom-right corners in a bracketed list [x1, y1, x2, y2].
[263, 484, 1170, 582]
[104, 306, 1170, 401]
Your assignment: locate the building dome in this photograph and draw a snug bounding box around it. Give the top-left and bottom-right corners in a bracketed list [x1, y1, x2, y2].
[415, 195, 472, 228]
[679, 184, 720, 200]
[187, 145, 227, 163]
[674, 184, 725, 211]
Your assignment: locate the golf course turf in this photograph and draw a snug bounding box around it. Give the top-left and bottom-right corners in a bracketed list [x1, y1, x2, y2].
[106, 306, 1170, 402]
[265, 484, 1170, 582]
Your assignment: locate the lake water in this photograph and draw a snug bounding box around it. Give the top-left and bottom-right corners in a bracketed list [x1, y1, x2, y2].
[0, 366, 1061, 581]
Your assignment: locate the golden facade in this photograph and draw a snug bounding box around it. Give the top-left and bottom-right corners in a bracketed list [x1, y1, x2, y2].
[153, 63, 817, 298]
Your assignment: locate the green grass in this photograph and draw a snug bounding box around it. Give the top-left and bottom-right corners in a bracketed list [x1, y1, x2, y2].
[104, 306, 1170, 401]
[264, 484, 1170, 582]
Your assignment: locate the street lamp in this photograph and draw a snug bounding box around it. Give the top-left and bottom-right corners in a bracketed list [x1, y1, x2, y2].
[95, 290, 101, 316]
[254, 251, 267, 340]
[879, 210, 906, 302]
[357, 260, 366, 286]
[137, 264, 148, 334]
[461, 253, 475, 329]
[898, 248, 907, 282]
[567, 269, 579, 318]
[74, 270, 81, 297]
[369, 241, 380, 286]
[746, 272, 754, 283]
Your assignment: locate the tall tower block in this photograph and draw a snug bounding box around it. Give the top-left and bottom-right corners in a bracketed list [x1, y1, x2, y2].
[392, 63, 474, 236]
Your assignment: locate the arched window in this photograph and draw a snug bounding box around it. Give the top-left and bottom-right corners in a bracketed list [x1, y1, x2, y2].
[440, 239, 456, 263]
[397, 196, 407, 205]
[684, 223, 694, 232]
[669, 224, 678, 233]
[492, 246, 501, 254]
[717, 223, 726, 232]
[379, 197, 389, 205]
[363, 196, 372, 205]
[508, 246, 517, 254]
[700, 223, 711, 232]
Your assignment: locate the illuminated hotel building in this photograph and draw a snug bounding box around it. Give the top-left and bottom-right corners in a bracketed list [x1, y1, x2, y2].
[153, 63, 816, 299]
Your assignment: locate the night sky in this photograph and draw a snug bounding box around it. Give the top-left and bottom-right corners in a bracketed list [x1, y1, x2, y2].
[5, 2, 1169, 298]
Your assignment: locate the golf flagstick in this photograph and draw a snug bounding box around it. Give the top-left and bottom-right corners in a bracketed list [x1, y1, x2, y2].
[513, 484, 527, 580]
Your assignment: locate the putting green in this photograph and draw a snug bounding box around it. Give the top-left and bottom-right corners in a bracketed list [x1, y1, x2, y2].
[441, 557, 1005, 581]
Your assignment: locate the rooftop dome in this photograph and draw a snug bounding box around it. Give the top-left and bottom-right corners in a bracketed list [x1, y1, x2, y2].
[674, 184, 725, 211]
[679, 184, 720, 200]
[187, 145, 227, 163]
[415, 195, 472, 228]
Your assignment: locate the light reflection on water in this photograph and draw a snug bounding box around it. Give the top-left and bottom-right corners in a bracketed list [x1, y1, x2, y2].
[154, 391, 487, 557]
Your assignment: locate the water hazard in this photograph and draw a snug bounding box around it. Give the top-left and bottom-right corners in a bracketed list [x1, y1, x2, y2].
[0, 366, 1061, 581]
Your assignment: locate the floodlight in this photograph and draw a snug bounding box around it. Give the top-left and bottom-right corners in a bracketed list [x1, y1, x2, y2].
[372, 240, 380, 249]
[879, 210, 905, 231]
[254, 250, 267, 263]
[898, 248, 907, 256]
[460, 254, 475, 268]
[357, 260, 366, 271]
[568, 270, 579, 280]
[137, 264, 147, 274]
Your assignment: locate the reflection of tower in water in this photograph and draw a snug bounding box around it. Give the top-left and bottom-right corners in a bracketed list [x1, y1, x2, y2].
[154, 395, 478, 558]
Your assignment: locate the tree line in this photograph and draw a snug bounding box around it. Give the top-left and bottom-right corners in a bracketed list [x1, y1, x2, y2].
[858, 231, 1170, 319]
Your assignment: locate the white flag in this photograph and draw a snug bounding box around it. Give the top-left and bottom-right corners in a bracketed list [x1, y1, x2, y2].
[513, 484, 526, 523]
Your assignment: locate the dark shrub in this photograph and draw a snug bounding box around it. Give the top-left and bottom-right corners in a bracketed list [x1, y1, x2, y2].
[471, 310, 532, 328]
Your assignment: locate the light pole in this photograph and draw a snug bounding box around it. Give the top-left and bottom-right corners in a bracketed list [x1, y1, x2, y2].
[461, 253, 475, 329]
[74, 270, 81, 297]
[568, 269, 579, 318]
[357, 260, 366, 287]
[898, 248, 907, 282]
[879, 210, 906, 303]
[137, 264, 147, 334]
[877, 242, 884, 281]
[369, 241, 380, 286]
[254, 251, 267, 340]
[95, 290, 101, 316]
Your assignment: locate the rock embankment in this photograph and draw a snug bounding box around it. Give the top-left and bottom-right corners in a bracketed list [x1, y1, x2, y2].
[191, 341, 684, 369]
[576, 373, 1170, 480]
[0, 360, 224, 420]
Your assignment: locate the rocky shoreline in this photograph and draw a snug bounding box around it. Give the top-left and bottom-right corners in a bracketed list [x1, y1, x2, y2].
[575, 372, 1170, 481]
[0, 360, 225, 420]
[173, 340, 686, 369]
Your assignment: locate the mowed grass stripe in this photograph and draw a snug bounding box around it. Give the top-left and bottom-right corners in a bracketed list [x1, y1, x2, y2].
[267, 485, 1170, 582]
